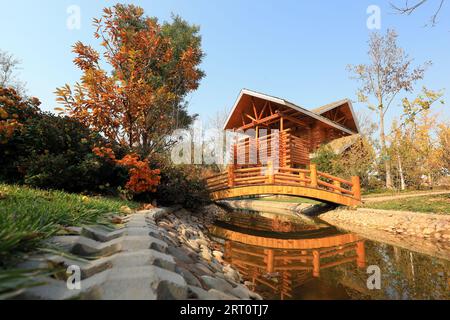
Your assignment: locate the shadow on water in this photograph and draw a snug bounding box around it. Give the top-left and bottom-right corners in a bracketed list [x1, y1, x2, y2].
[209, 208, 450, 300]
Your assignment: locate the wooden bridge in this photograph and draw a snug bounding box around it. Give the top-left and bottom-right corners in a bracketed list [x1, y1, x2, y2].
[206, 164, 362, 207]
[207, 89, 363, 207]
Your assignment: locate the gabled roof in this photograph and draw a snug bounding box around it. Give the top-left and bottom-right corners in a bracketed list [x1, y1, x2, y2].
[312, 99, 361, 133]
[223, 89, 359, 135]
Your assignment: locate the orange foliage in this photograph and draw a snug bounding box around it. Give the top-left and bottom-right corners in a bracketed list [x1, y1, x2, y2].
[93, 147, 160, 194]
[0, 87, 40, 144]
[56, 4, 204, 156]
[116, 154, 161, 194]
[92, 147, 116, 162]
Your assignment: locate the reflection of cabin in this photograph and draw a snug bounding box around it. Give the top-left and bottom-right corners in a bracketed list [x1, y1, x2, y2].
[211, 225, 366, 300]
[224, 89, 360, 168]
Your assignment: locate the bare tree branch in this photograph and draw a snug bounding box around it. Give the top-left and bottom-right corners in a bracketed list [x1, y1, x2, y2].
[391, 0, 446, 26]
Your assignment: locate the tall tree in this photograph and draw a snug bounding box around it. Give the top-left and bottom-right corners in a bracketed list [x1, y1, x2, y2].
[56, 4, 204, 157]
[348, 29, 429, 189]
[437, 122, 450, 172]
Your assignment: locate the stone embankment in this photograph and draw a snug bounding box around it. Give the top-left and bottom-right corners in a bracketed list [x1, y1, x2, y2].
[320, 207, 450, 259]
[15, 206, 261, 300]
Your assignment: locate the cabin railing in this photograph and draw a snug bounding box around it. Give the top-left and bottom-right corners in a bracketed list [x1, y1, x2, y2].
[206, 164, 361, 201]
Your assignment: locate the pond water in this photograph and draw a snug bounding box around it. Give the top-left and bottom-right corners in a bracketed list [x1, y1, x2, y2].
[210, 209, 450, 300]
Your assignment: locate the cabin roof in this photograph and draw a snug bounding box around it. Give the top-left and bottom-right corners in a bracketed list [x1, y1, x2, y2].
[312, 99, 361, 133]
[223, 89, 359, 135]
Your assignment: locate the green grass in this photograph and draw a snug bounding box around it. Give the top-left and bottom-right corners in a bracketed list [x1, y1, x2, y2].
[255, 196, 322, 205]
[362, 194, 450, 214]
[362, 187, 449, 197]
[0, 184, 139, 267]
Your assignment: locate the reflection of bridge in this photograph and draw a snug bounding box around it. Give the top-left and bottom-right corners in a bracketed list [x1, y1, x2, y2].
[207, 164, 362, 207]
[211, 225, 366, 300]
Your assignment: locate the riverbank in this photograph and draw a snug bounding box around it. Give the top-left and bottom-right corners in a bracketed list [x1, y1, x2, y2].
[320, 208, 450, 260]
[220, 199, 450, 260]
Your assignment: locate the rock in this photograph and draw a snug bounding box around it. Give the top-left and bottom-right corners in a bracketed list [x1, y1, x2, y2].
[224, 269, 241, 283]
[423, 228, 434, 235]
[167, 247, 194, 264]
[186, 239, 200, 252]
[196, 239, 209, 248]
[200, 275, 234, 294]
[200, 249, 213, 261]
[175, 266, 202, 287]
[187, 285, 209, 299]
[230, 284, 252, 299]
[207, 289, 239, 300]
[193, 263, 213, 276]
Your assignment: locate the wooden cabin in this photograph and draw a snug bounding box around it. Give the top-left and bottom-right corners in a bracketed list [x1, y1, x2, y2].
[206, 89, 362, 206]
[224, 89, 360, 168]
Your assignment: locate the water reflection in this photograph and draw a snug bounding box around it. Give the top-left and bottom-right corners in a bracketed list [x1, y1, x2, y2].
[210, 210, 450, 300]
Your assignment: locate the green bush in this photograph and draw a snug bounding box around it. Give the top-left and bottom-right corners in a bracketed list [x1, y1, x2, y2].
[145, 156, 210, 209]
[0, 87, 129, 194]
[0, 87, 210, 206]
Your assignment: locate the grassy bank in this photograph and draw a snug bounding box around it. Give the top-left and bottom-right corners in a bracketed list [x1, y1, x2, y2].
[362, 193, 450, 214]
[0, 184, 138, 267]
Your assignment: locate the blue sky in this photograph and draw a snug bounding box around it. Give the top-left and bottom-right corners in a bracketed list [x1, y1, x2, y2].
[1, 0, 449, 130]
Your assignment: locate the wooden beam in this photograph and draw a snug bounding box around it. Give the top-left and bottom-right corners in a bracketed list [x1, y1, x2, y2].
[241, 114, 246, 127]
[268, 102, 273, 115]
[278, 111, 309, 127]
[238, 113, 281, 130]
[259, 101, 268, 120]
[245, 113, 257, 122]
[252, 98, 258, 120]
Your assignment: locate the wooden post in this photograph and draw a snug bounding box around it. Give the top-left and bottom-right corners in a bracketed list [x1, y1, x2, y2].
[310, 164, 318, 188]
[266, 161, 274, 184]
[351, 176, 361, 200]
[356, 241, 366, 269]
[265, 249, 274, 273]
[228, 165, 235, 188]
[312, 250, 320, 277]
[333, 180, 342, 194]
[280, 117, 284, 132]
[224, 240, 232, 261]
[299, 172, 306, 186]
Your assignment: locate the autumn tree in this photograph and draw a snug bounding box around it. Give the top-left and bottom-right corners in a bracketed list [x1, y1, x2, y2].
[56, 4, 204, 157]
[437, 122, 450, 172]
[348, 29, 429, 189]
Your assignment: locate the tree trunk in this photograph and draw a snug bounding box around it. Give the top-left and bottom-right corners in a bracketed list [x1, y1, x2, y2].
[397, 149, 406, 190]
[379, 108, 393, 189]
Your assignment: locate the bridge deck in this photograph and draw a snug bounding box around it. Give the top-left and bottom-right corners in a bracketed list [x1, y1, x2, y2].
[206, 164, 361, 207]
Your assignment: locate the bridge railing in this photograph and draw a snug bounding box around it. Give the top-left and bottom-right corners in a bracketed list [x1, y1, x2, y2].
[206, 164, 361, 201]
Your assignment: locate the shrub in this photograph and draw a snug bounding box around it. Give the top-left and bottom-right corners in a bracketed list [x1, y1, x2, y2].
[145, 155, 210, 209]
[0, 86, 129, 194]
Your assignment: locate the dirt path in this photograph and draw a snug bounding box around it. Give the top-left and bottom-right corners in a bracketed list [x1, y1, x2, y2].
[362, 190, 450, 203]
